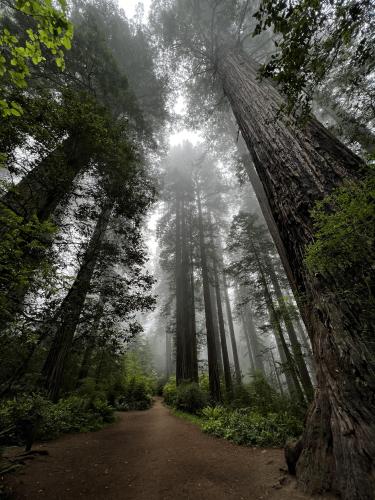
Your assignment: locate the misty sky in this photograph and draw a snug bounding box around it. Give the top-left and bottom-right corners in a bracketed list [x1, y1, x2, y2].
[118, 0, 151, 18]
[117, 0, 202, 147]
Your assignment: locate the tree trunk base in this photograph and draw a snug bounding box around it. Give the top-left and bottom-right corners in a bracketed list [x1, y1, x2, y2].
[285, 438, 303, 476]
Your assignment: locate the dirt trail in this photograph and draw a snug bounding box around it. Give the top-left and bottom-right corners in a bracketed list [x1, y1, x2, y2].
[4, 399, 323, 499]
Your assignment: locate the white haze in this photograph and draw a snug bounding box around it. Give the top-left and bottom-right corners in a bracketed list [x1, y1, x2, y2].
[118, 0, 151, 19]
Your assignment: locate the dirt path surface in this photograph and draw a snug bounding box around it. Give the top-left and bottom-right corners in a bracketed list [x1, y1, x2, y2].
[4, 399, 321, 500]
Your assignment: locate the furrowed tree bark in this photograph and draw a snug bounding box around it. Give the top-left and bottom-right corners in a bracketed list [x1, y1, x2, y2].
[216, 47, 374, 498]
[230, 124, 298, 296]
[196, 185, 222, 401]
[41, 204, 112, 401]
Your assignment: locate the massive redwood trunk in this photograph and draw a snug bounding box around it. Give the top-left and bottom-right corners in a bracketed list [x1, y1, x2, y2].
[196, 185, 222, 401]
[0, 135, 90, 330]
[175, 195, 198, 384]
[41, 204, 112, 401]
[217, 48, 375, 498]
[1, 135, 88, 223]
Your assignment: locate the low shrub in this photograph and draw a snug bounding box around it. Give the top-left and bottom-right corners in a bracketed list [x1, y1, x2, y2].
[116, 377, 152, 411]
[162, 378, 177, 406]
[0, 393, 115, 446]
[175, 382, 208, 414]
[163, 379, 208, 414]
[230, 373, 305, 419]
[201, 406, 303, 447]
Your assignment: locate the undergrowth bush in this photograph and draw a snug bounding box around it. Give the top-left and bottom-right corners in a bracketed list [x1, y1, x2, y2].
[166, 373, 305, 448]
[175, 382, 208, 414]
[201, 406, 303, 447]
[114, 350, 156, 411]
[0, 393, 114, 446]
[163, 379, 208, 414]
[231, 373, 305, 419]
[116, 377, 153, 411]
[162, 377, 177, 406]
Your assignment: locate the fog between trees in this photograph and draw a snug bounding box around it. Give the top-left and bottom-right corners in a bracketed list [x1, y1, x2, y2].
[0, 1, 374, 499]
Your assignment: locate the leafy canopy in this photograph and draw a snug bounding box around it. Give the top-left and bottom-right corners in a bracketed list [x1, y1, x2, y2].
[0, 0, 73, 116]
[255, 0, 375, 115]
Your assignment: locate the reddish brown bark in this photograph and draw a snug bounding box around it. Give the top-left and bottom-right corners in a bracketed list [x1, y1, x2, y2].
[216, 48, 375, 499]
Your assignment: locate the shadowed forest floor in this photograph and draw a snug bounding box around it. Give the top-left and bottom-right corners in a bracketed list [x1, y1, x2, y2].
[3, 399, 331, 500]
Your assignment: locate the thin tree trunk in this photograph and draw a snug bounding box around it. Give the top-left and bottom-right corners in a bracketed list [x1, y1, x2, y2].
[189, 208, 199, 382]
[210, 282, 224, 374]
[196, 185, 222, 401]
[272, 320, 295, 396]
[243, 303, 265, 375]
[166, 328, 172, 379]
[77, 343, 95, 383]
[265, 254, 314, 401]
[180, 197, 197, 381]
[41, 204, 112, 401]
[175, 196, 184, 383]
[212, 257, 232, 394]
[260, 264, 305, 404]
[217, 48, 374, 498]
[240, 310, 255, 373]
[222, 274, 242, 384]
[215, 235, 242, 384]
[270, 349, 284, 396]
[77, 297, 105, 384]
[208, 216, 232, 394]
[176, 195, 198, 383]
